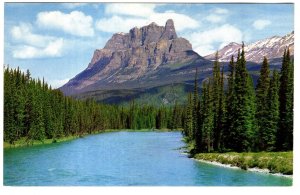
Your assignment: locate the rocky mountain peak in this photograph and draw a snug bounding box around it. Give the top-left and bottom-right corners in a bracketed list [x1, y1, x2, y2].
[161, 19, 177, 40]
[60, 19, 201, 95]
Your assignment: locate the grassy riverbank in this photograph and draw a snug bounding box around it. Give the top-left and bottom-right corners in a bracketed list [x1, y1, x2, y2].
[4, 129, 179, 149]
[3, 129, 117, 149]
[3, 135, 81, 149]
[193, 152, 293, 175]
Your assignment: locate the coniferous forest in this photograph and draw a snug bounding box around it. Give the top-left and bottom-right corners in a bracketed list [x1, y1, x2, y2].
[4, 67, 184, 145]
[4, 46, 293, 153]
[184, 45, 293, 153]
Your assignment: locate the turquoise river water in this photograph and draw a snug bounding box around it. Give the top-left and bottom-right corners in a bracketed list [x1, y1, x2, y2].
[4, 131, 292, 186]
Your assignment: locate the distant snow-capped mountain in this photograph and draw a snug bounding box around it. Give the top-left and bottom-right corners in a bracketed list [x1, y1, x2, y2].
[205, 31, 294, 64]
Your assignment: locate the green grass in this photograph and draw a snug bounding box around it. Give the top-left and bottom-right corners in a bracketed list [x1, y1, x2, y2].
[193, 152, 293, 175]
[4, 135, 78, 149]
[4, 129, 180, 149]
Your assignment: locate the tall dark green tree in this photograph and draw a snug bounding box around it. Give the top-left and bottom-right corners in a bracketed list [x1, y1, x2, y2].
[264, 70, 280, 151]
[192, 68, 199, 140]
[211, 52, 224, 151]
[231, 43, 257, 152]
[27, 79, 46, 143]
[216, 66, 226, 151]
[277, 48, 294, 151]
[184, 93, 193, 139]
[224, 55, 236, 150]
[200, 79, 214, 152]
[256, 57, 271, 150]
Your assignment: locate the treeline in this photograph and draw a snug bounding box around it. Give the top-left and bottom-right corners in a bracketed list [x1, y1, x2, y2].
[4, 67, 185, 144]
[184, 46, 293, 153]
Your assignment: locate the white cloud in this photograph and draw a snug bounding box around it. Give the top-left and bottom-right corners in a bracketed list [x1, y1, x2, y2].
[10, 23, 64, 59]
[37, 11, 94, 37]
[214, 8, 229, 14]
[50, 78, 70, 88]
[149, 12, 199, 31]
[96, 4, 199, 33]
[10, 23, 65, 59]
[188, 24, 243, 56]
[105, 3, 156, 17]
[194, 44, 216, 57]
[205, 14, 223, 23]
[252, 19, 271, 30]
[12, 38, 64, 59]
[95, 16, 148, 33]
[205, 8, 229, 23]
[11, 23, 55, 47]
[61, 3, 87, 9]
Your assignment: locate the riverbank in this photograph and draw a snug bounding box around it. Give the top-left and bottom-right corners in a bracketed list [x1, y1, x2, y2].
[4, 135, 79, 149]
[3, 128, 180, 149]
[192, 152, 293, 177]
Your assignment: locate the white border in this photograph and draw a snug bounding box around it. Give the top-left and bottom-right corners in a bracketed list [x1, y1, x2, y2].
[0, 0, 298, 195]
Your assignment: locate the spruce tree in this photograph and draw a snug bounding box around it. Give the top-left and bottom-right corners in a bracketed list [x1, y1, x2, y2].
[232, 43, 256, 152]
[184, 93, 193, 140]
[201, 79, 214, 152]
[224, 55, 236, 150]
[211, 52, 224, 151]
[264, 70, 280, 151]
[277, 49, 294, 151]
[216, 66, 226, 151]
[192, 68, 199, 140]
[256, 57, 270, 150]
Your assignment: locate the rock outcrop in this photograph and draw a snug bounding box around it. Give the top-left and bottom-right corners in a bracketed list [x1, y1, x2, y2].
[61, 19, 202, 95]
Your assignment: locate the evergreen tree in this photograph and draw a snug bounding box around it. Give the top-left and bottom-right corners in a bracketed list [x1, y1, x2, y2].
[192, 68, 199, 139]
[216, 67, 226, 151]
[184, 93, 193, 139]
[224, 55, 236, 150]
[256, 57, 271, 150]
[277, 49, 294, 150]
[201, 79, 214, 152]
[212, 52, 223, 151]
[264, 70, 280, 151]
[195, 99, 202, 151]
[27, 79, 46, 143]
[231, 43, 256, 152]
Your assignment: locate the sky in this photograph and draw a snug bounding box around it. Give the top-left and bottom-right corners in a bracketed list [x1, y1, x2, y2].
[3, 2, 294, 88]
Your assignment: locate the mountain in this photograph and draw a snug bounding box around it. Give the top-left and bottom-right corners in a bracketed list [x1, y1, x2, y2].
[205, 31, 294, 64]
[73, 83, 195, 106]
[60, 19, 210, 95]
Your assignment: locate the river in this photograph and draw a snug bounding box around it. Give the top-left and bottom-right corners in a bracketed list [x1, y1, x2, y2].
[4, 131, 292, 186]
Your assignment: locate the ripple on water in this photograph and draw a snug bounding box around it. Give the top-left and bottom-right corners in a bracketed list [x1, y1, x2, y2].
[4, 131, 293, 186]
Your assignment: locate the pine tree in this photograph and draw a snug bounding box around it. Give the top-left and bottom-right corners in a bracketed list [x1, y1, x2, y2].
[232, 43, 256, 152]
[256, 57, 270, 150]
[14, 68, 26, 140]
[264, 70, 280, 151]
[184, 93, 193, 139]
[277, 48, 294, 150]
[4, 67, 16, 144]
[27, 79, 46, 143]
[192, 68, 199, 140]
[195, 99, 202, 151]
[224, 55, 236, 150]
[216, 66, 226, 151]
[201, 79, 214, 152]
[212, 52, 222, 151]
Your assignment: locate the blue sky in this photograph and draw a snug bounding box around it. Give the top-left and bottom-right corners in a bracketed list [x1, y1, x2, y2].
[4, 3, 294, 88]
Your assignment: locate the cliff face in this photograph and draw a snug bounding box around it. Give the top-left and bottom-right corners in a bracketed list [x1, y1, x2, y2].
[61, 19, 202, 95]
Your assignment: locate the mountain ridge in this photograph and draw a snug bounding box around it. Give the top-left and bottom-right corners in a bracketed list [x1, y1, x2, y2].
[205, 31, 294, 63]
[60, 20, 294, 104]
[60, 19, 208, 95]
